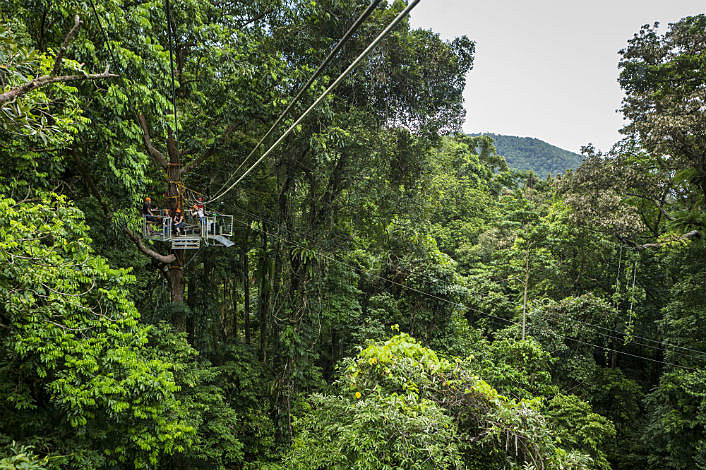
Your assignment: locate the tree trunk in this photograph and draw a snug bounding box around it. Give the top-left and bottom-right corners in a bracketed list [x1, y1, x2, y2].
[258, 229, 270, 362]
[165, 131, 187, 330]
[522, 249, 530, 341]
[242, 236, 251, 345]
[167, 259, 186, 331]
[232, 277, 239, 342]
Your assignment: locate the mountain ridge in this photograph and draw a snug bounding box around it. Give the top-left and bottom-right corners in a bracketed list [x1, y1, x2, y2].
[470, 133, 582, 176]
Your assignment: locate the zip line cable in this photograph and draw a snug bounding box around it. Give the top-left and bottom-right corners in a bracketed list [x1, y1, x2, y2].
[526, 324, 700, 372]
[210, 0, 383, 200]
[537, 310, 706, 363]
[86, 1, 704, 368]
[537, 299, 706, 359]
[208, 0, 422, 203]
[87, 0, 120, 72]
[228, 204, 706, 363]
[232, 215, 700, 371]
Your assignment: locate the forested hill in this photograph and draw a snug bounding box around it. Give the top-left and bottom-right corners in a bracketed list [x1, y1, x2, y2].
[470, 133, 582, 175]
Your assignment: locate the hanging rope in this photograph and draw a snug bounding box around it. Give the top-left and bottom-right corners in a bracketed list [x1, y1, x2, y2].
[627, 259, 638, 328]
[86, 0, 120, 70]
[612, 243, 623, 321]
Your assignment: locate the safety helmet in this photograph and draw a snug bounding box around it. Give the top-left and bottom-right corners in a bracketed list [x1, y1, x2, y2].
[145, 197, 151, 202]
[176, 208, 181, 213]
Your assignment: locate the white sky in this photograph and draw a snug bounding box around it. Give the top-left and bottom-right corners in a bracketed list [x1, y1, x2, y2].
[409, 0, 705, 153]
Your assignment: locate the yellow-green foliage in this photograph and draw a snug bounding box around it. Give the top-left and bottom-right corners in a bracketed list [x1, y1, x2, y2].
[286, 333, 603, 470]
[0, 193, 193, 468]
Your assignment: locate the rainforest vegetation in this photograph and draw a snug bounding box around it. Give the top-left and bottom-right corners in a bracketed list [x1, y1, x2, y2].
[1, 1, 705, 469]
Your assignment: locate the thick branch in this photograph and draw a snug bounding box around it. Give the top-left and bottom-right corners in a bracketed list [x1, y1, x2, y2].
[624, 191, 675, 221]
[51, 15, 82, 76]
[137, 113, 169, 168]
[126, 229, 177, 264]
[637, 230, 701, 250]
[72, 148, 176, 266]
[180, 147, 215, 175]
[0, 69, 117, 105]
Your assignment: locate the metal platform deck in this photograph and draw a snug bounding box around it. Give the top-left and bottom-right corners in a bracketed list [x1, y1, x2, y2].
[143, 213, 234, 250]
[171, 236, 201, 250]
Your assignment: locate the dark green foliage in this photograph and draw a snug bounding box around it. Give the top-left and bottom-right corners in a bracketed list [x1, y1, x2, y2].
[545, 394, 616, 470]
[144, 324, 244, 470]
[644, 370, 706, 470]
[2, 2, 706, 469]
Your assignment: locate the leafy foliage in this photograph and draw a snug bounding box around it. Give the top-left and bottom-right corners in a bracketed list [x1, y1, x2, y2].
[0, 194, 192, 468]
[1, 2, 705, 470]
[287, 334, 590, 469]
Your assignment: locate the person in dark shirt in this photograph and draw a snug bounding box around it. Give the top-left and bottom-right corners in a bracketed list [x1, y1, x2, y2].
[172, 208, 185, 236]
[142, 197, 159, 221]
[142, 197, 161, 235]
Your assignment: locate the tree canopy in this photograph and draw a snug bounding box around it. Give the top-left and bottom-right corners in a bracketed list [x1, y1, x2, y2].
[1, 3, 705, 470]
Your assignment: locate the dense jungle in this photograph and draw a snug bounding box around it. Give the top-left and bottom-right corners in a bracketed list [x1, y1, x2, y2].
[1, 1, 705, 469]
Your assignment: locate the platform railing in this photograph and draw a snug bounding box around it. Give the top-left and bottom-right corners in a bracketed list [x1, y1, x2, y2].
[143, 212, 233, 243]
[143, 215, 172, 240]
[217, 214, 233, 237]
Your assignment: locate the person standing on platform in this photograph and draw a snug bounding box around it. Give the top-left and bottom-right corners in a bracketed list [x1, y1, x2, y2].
[172, 209, 184, 236]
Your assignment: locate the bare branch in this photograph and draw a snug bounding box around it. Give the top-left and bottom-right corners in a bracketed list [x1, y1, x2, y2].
[137, 113, 169, 168]
[51, 15, 82, 76]
[0, 70, 117, 105]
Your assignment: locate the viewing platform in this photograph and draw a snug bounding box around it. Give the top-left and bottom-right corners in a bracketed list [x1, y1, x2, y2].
[143, 212, 234, 250]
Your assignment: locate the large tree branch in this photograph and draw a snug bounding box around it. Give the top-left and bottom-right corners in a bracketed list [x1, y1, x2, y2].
[72, 147, 176, 265]
[137, 113, 169, 169]
[0, 15, 117, 105]
[126, 229, 177, 264]
[180, 147, 215, 176]
[0, 68, 117, 105]
[624, 191, 675, 221]
[636, 230, 701, 250]
[51, 15, 82, 76]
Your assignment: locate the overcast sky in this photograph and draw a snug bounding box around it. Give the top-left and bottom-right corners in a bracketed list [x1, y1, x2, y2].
[409, 0, 704, 153]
